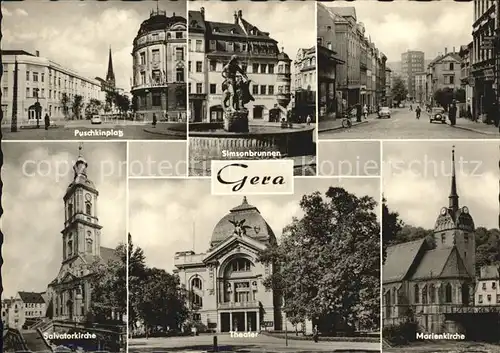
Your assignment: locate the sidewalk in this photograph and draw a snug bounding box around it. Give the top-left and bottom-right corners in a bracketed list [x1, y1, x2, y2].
[450, 118, 499, 136]
[318, 115, 375, 133]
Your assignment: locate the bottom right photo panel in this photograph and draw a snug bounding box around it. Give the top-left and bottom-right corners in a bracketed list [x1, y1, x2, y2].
[382, 141, 499, 352]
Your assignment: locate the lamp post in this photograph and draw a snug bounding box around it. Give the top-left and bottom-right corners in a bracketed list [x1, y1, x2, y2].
[34, 88, 41, 128]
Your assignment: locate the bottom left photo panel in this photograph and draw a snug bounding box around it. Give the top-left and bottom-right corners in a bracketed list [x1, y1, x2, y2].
[2, 141, 128, 352]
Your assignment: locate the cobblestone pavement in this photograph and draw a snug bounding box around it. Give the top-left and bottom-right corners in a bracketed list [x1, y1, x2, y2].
[318, 109, 499, 139]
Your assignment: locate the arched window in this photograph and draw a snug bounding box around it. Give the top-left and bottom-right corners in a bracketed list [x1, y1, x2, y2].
[192, 277, 202, 290]
[422, 285, 428, 304]
[67, 234, 73, 256]
[68, 203, 73, 217]
[414, 284, 419, 303]
[192, 293, 203, 307]
[231, 258, 252, 272]
[429, 284, 436, 303]
[385, 291, 391, 306]
[85, 202, 92, 215]
[86, 238, 93, 253]
[445, 283, 453, 303]
[176, 67, 184, 82]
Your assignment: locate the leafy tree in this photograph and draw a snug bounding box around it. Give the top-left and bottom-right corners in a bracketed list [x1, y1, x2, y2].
[131, 95, 139, 113]
[475, 227, 500, 273]
[128, 234, 146, 331]
[382, 197, 404, 263]
[72, 94, 84, 120]
[85, 99, 102, 120]
[259, 187, 380, 333]
[105, 91, 116, 112]
[391, 76, 408, 103]
[115, 94, 130, 116]
[88, 243, 127, 323]
[454, 88, 466, 103]
[60, 93, 70, 119]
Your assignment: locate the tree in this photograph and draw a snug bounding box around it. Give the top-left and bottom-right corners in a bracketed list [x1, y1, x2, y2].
[105, 91, 116, 113]
[391, 76, 408, 103]
[382, 197, 404, 263]
[115, 94, 130, 116]
[131, 95, 139, 113]
[128, 233, 146, 331]
[85, 99, 102, 120]
[72, 95, 84, 120]
[259, 187, 380, 333]
[433, 88, 454, 110]
[60, 93, 70, 119]
[454, 88, 466, 103]
[88, 243, 127, 323]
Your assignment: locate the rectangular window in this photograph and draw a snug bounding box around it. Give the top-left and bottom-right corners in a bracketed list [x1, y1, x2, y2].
[196, 61, 202, 72]
[196, 40, 202, 52]
[209, 40, 216, 51]
[260, 64, 267, 74]
[260, 85, 266, 95]
[152, 93, 161, 106]
[483, 282, 487, 290]
[449, 63, 454, 70]
[252, 63, 259, 74]
[140, 52, 146, 65]
[268, 85, 274, 95]
[41, 73, 45, 82]
[26, 71, 30, 81]
[49, 90, 51, 99]
[188, 83, 191, 93]
[152, 49, 160, 63]
[176, 32, 183, 39]
[176, 47, 184, 61]
[449, 76, 454, 84]
[488, 294, 492, 302]
[26, 87, 30, 98]
[152, 33, 159, 41]
[268, 64, 274, 74]
[141, 71, 146, 84]
[210, 60, 217, 71]
[3, 87, 8, 97]
[176, 67, 184, 82]
[492, 282, 497, 289]
[196, 83, 202, 94]
[33, 72, 38, 82]
[497, 294, 500, 303]
[41, 88, 45, 97]
[210, 84, 216, 94]
[252, 85, 258, 95]
[188, 61, 192, 72]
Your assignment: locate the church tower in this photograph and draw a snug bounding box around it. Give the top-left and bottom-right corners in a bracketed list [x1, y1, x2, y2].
[433, 147, 476, 276]
[62, 144, 102, 263]
[106, 46, 116, 88]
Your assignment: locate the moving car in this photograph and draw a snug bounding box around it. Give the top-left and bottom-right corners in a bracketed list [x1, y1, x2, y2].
[91, 115, 102, 124]
[378, 107, 391, 119]
[429, 107, 447, 124]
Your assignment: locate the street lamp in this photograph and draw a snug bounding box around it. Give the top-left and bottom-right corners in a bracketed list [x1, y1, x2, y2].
[34, 88, 41, 128]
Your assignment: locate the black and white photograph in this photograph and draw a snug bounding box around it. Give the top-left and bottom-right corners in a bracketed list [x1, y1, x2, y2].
[1, 0, 187, 141]
[2, 142, 127, 352]
[382, 141, 500, 352]
[128, 178, 380, 352]
[187, 1, 317, 176]
[317, 1, 500, 139]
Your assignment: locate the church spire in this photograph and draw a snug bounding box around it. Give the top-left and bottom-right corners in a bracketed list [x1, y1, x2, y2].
[73, 143, 88, 181]
[449, 146, 459, 212]
[106, 46, 115, 86]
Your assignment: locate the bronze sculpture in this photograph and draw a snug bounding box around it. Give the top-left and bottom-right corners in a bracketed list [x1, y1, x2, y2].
[221, 55, 255, 112]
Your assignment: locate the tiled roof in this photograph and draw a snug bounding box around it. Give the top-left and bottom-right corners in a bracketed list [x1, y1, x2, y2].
[100, 246, 118, 262]
[188, 10, 206, 32]
[383, 238, 426, 284]
[412, 247, 471, 280]
[480, 265, 500, 279]
[18, 292, 45, 304]
[331, 6, 357, 19]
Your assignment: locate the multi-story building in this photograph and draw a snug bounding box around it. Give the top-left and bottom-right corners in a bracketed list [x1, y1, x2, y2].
[188, 7, 292, 122]
[188, 10, 207, 122]
[475, 266, 500, 306]
[414, 72, 427, 103]
[1, 50, 103, 125]
[46, 146, 120, 323]
[131, 9, 187, 121]
[317, 3, 345, 118]
[472, 0, 497, 121]
[385, 67, 393, 107]
[174, 197, 312, 333]
[459, 42, 474, 113]
[401, 50, 425, 100]
[427, 48, 461, 102]
[294, 47, 316, 119]
[1, 292, 46, 330]
[377, 53, 387, 107]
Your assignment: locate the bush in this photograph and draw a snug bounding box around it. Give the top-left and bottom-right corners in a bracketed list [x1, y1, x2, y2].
[383, 321, 418, 346]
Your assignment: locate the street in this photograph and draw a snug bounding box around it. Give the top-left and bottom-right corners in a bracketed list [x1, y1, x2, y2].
[128, 334, 380, 352]
[319, 108, 499, 139]
[1, 121, 187, 140]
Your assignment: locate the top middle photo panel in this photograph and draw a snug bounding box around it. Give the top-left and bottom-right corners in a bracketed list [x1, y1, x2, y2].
[318, 1, 498, 139]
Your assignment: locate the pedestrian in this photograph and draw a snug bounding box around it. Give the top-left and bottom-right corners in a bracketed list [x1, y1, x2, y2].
[355, 103, 362, 122]
[152, 113, 157, 128]
[415, 105, 421, 119]
[363, 104, 368, 119]
[467, 104, 473, 121]
[448, 101, 457, 126]
[306, 115, 311, 125]
[312, 325, 319, 343]
[409, 104, 413, 111]
[44, 113, 50, 130]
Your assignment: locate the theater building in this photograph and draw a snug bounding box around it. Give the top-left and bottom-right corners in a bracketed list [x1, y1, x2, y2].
[131, 9, 187, 121]
[174, 197, 309, 332]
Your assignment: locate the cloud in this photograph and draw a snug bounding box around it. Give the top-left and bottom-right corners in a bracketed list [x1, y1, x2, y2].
[2, 142, 127, 298]
[129, 178, 379, 272]
[15, 8, 28, 16]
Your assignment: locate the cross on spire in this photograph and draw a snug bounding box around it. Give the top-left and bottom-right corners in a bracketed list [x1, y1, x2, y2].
[449, 145, 459, 213]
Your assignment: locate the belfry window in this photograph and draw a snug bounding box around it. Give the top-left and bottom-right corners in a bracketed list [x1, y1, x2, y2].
[68, 203, 73, 217]
[445, 283, 452, 303]
[85, 202, 92, 215]
[422, 285, 428, 304]
[414, 284, 419, 303]
[429, 284, 436, 303]
[67, 235, 73, 257]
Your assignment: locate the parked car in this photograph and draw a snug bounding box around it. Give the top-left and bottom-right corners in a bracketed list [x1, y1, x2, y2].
[91, 115, 102, 124]
[378, 107, 391, 119]
[429, 107, 447, 124]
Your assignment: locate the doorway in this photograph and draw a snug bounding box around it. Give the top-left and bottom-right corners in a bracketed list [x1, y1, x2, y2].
[193, 100, 203, 122]
[233, 312, 245, 332]
[221, 313, 230, 332]
[247, 312, 257, 331]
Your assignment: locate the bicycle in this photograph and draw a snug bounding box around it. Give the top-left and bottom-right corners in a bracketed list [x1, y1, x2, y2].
[341, 115, 352, 128]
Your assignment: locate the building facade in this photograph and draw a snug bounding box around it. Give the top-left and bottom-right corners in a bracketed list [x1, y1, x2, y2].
[383, 148, 476, 333]
[1, 50, 102, 126]
[459, 42, 474, 114]
[174, 197, 310, 333]
[472, 0, 497, 122]
[401, 50, 425, 100]
[46, 146, 118, 323]
[414, 72, 427, 103]
[475, 266, 500, 306]
[385, 67, 393, 107]
[294, 47, 316, 120]
[188, 8, 292, 122]
[427, 48, 462, 104]
[1, 292, 47, 330]
[131, 9, 187, 121]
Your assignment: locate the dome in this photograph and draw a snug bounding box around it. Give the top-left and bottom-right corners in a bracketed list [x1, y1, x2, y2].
[210, 197, 275, 247]
[277, 51, 290, 61]
[136, 11, 186, 37]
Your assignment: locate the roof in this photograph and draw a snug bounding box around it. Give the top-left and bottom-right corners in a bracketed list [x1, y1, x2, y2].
[18, 292, 45, 304]
[1, 50, 35, 57]
[331, 6, 357, 19]
[135, 11, 186, 38]
[410, 248, 453, 280]
[429, 52, 461, 67]
[100, 246, 118, 262]
[383, 239, 426, 284]
[188, 10, 206, 32]
[479, 265, 500, 280]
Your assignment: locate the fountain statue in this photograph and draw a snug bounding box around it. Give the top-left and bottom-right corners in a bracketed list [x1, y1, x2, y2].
[221, 55, 255, 132]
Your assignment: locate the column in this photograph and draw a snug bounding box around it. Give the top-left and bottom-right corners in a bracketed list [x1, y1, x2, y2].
[257, 310, 260, 331]
[230, 312, 233, 331]
[244, 312, 248, 331]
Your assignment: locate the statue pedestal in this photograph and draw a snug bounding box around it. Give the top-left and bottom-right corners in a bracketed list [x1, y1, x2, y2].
[224, 110, 249, 133]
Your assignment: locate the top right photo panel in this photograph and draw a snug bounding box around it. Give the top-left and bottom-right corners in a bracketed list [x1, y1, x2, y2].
[318, 0, 499, 140]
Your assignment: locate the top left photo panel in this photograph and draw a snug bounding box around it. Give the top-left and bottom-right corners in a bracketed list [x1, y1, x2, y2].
[1, 0, 188, 141]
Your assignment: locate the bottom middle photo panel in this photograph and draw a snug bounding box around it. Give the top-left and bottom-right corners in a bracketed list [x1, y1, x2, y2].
[128, 178, 381, 352]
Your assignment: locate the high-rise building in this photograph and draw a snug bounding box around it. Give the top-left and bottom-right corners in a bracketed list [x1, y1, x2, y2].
[401, 50, 425, 100]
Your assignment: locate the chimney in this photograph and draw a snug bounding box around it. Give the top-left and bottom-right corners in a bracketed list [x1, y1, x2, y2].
[234, 11, 238, 24]
[238, 10, 242, 18]
[200, 7, 205, 19]
[36, 50, 40, 57]
[445, 47, 448, 55]
[173, 12, 175, 16]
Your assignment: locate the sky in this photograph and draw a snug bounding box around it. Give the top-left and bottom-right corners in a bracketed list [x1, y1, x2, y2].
[190, 0, 316, 69]
[1, 0, 187, 92]
[128, 141, 187, 177]
[2, 142, 127, 298]
[383, 141, 499, 230]
[318, 141, 381, 176]
[129, 177, 380, 272]
[326, 0, 474, 63]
